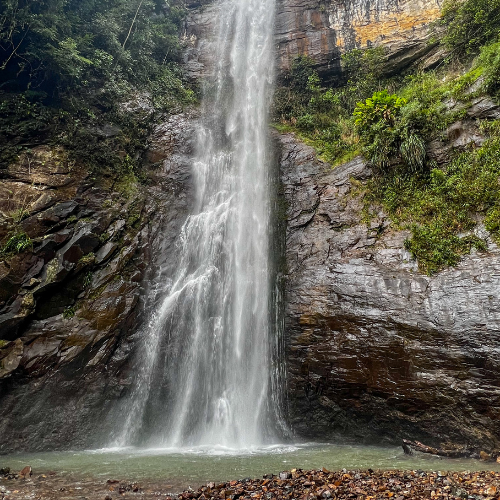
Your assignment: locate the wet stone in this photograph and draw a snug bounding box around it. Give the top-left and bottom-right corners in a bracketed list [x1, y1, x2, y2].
[177, 469, 500, 500]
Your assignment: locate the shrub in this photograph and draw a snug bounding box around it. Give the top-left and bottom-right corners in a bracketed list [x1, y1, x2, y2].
[354, 90, 406, 131]
[398, 73, 449, 137]
[354, 90, 408, 169]
[341, 47, 386, 105]
[342, 47, 386, 82]
[400, 133, 426, 173]
[286, 56, 318, 93]
[273, 56, 317, 122]
[404, 225, 486, 275]
[441, 0, 500, 57]
[476, 42, 500, 97]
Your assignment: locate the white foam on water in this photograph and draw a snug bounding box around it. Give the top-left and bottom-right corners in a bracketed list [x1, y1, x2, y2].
[88, 443, 303, 458]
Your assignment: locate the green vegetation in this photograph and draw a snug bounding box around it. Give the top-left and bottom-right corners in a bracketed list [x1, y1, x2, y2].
[63, 305, 76, 319]
[273, 0, 500, 274]
[441, 0, 500, 57]
[367, 132, 500, 274]
[83, 271, 93, 289]
[99, 232, 111, 244]
[1, 232, 32, 255]
[272, 49, 388, 166]
[354, 90, 412, 171]
[357, 67, 500, 273]
[0, 0, 195, 170]
[0, 340, 9, 348]
[477, 42, 500, 97]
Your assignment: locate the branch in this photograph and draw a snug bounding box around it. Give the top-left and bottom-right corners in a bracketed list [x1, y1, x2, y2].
[1, 26, 29, 71]
[122, 0, 144, 50]
[402, 439, 473, 459]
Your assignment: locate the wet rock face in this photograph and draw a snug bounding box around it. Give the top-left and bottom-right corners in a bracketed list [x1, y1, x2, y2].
[0, 112, 197, 452]
[278, 132, 500, 450]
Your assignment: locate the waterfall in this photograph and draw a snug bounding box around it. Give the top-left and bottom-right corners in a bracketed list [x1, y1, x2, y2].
[116, 0, 285, 449]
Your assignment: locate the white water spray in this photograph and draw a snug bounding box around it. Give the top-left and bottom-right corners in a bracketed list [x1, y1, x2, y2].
[116, 0, 284, 449]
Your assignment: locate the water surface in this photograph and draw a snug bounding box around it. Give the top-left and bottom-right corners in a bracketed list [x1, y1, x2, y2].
[3, 443, 499, 489]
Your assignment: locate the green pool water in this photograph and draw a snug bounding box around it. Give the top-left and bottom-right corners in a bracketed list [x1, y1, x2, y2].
[2, 443, 500, 489]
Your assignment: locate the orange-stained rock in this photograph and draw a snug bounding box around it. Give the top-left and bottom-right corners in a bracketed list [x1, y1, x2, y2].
[185, 0, 444, 85]
[275, 0, 443, 78]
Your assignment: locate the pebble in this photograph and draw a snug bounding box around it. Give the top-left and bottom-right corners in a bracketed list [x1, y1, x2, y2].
[2, 467, 500, 499]
[177, 468, 500, 500]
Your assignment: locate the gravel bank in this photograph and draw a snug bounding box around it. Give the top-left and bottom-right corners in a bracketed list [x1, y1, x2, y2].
[2, 468, 500, 500]
[177, 469, 500, 500]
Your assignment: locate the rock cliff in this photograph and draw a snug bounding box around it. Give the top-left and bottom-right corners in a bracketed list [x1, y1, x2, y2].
[185, 0, 443, 82]
[278, 130, 500, 450]
[276, 0, 443, 78]
[3, 0, 498, 454]
[0, 112, 197, 452]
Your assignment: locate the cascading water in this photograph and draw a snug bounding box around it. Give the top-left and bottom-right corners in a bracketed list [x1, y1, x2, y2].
[115, 0, 285, 449]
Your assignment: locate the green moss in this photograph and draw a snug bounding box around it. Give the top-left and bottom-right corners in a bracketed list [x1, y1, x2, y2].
[125, 199, 143, 229]
[88, 282, 108, 300]
[271, 120, 360, 167]
[476, 42, 500, 99]
[63, 306, 76, 319]
[116, 171, 139, 199]
[99, 232, 110, 244]
[45, 258, 59, 285]
[83, 271, 93, 289]
[0, 340, 9, 349]
[78, 252, 95, 266]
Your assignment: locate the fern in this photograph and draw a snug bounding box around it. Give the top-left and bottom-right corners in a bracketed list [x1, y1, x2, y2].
[400, 133, 426, 173]
[1, 232, 32, 255]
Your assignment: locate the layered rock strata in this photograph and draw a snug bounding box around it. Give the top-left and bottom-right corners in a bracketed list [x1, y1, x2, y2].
[0, 112, 197, 452]
[275, 0, 443, 77]
[184, 0, 444, 82]
[2, 0, 495, 454]
[278, 130, 500, 450]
